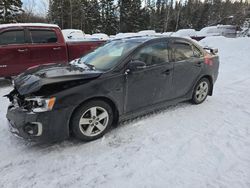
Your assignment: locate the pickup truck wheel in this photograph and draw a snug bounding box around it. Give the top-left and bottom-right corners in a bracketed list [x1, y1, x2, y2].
[71, 100, 113, 141]
[191, 78, 210, 104]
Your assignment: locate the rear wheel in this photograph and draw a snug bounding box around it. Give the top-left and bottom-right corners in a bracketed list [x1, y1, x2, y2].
[71, 100, 113, 141]
[191, 78, 210, 104]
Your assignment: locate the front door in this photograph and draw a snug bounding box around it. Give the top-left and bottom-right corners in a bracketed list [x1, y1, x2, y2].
[125, 41, 173, 113]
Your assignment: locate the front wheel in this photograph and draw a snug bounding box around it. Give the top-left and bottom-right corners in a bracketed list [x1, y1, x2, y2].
[191, 78, 210, 104]
[71, 100, 114, 141]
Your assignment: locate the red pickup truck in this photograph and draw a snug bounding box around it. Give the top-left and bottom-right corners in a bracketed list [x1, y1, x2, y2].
[0, 23, 105, 78]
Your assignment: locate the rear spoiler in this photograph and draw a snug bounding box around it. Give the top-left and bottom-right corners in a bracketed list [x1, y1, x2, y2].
[203, 47, 218, 55]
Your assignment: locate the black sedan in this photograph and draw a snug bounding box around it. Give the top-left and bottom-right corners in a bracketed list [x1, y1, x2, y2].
[6, 36, 219, 142]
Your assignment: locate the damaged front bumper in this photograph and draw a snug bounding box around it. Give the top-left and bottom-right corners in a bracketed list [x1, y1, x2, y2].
[6, 104, 73, 143]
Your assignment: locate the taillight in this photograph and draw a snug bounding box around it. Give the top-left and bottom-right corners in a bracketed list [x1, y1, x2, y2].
[204, 54, 213, 66]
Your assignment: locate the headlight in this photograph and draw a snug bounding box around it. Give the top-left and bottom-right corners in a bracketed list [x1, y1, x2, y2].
[25, 97, 56, 112]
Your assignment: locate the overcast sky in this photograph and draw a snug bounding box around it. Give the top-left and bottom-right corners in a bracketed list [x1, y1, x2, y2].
[22, 0, 49, 16]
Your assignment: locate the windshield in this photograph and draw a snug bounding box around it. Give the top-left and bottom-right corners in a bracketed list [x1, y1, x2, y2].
[78, 40, 141, 71]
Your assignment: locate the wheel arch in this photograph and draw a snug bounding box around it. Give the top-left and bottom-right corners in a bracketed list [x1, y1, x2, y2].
[68, 96, 119, 133]
[202, 75, 213, 96]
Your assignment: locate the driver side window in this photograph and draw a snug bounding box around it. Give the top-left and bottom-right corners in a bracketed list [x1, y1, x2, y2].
[133, 42, 169, 66]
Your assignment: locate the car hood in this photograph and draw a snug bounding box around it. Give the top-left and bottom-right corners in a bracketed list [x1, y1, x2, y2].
[14, 63, 103, 95]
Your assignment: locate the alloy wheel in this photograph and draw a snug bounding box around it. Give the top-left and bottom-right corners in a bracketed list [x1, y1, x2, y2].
[79, 106, 109, 137]
[195, 81, 209, 102]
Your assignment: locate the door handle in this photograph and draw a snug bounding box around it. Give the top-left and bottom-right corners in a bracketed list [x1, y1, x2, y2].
[17, 49, 28, 53]
[53, 47, 62, 50]
[162, 69, 171, 75]
[195, 62, 202, 67]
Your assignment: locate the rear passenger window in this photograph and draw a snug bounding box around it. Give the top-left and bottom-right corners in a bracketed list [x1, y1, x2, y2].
[0, 30, 25, 45]
[173, 43, 194, 61]
[30, 30, 57, 44]
[133, 42, 169, 66]
[193, 46, 203, 57]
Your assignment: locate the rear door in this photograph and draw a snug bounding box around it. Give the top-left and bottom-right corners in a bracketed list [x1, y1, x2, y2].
[170, 40, 203, 98]
[27, 28, 67, 67]
[125, 41, 174, 113]
[0, 28, 28, 77]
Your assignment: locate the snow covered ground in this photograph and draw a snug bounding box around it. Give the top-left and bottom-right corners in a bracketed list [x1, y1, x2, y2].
[0, 36, 250, 188]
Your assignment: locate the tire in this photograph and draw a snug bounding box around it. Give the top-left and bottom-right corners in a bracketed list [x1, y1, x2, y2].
[191, 78, 210, 104]
[71, 100, 114, 141]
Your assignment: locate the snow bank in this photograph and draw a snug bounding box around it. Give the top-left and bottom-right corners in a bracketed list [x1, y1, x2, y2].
[138, 30, 156, 35]
[172, 29, 197, 37]
[114, 32, 141, 39]
[0, 37, 250, 188]
[90, 33, 109, 40]
[114, 30, 170, 39]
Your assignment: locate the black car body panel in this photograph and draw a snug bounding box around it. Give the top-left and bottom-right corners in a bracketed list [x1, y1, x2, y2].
[14, 64, 103, 95]
[6, 37, 220, 143]
[7, 104, 74, 142]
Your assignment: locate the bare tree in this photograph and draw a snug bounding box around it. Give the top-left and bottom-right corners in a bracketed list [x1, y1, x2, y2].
[175, 5, 181, 31]
[23, 0, 36, 16]
[163, 0, 169, 32]
[20, 0, 48, 23]
[69, 0, 72, 28]
[20, 0, 36, 22]
[40, 0, 49, 16]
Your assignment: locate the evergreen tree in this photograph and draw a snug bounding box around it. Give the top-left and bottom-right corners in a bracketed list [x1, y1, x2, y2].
[46, 0, 250, 34]
[48, 0, 69, 29]
[145, 6, 154, 30]
[154, 0, 162, 31]
[85, 0, 101, 33]
[129, 0, 142, 32]
[0, 0, 23, 23]
[100, 0, 118, 34]
[119, 0, 131, 32]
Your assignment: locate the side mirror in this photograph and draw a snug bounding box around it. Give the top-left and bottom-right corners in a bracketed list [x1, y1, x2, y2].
[127, 60, 146, 71]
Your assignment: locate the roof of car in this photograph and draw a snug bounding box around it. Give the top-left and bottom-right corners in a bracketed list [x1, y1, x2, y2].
[111, 36, 160, 42]
[111, 36, 193, 44]
[0, 23, 59, 29]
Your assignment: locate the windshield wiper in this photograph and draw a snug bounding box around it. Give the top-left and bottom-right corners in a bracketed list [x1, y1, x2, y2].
[84, 63, 96, 70]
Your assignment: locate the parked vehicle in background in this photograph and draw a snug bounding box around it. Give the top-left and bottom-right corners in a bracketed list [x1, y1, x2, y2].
[0, 23, 105, 77]
[6, 36, 219, 143]
[62, 29, 85, 41]
[197, 25, 237, 38]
